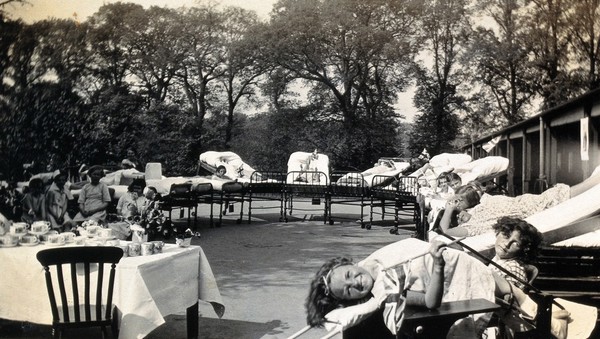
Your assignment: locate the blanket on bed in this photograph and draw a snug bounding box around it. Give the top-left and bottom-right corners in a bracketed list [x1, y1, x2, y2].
[336, 160, 411, 187]
[199, 151, 258, 181]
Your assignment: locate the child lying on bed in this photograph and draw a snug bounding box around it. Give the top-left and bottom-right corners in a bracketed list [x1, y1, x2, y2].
[439, 169, 600, 237]
[305, 238, 567, 337]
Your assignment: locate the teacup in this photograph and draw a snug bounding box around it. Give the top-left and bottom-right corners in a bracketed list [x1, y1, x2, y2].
[10, 222, 28, 234]
[118, 244, 129, 258]
[0, 234, 19, 246]
[47, 234, 62, 244]
[151, 241, 164, 254]
[128, 243, 141, 257]
[98, 228, 113, 239]
[86, 225, 102, 237]
[175, 237, 192, 248]
[74, 236, 86, 245]
[20, 235, 38, 245]
[31, 221, 50, 233]
[141, 242, 154, 256]
[61, 232, 76, 243]
[39, 230, 59, 242]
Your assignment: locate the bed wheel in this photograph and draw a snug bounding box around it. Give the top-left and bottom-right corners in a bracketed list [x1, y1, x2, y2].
[361, 223, 366, 229]
[284, 218, 288, 222]
[366, 224, 371, 230]
[329, 220, 334, 225]
[389, 228, 398, 235]
[279, 217, 283, 222]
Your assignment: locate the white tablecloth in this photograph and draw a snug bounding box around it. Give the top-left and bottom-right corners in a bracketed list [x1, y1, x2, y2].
[0, 242, 224, 339]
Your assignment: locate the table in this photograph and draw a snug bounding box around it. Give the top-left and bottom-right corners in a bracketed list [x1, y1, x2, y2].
[0, 242, 224, 339]
[402, 298, 500, 338]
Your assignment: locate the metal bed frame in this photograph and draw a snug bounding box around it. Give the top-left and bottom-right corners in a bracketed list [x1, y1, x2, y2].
[368, 175, 420, 232]
[283, 171, 329, 223]
[327, 171, 370, 227]
[246, 171, 287, 223]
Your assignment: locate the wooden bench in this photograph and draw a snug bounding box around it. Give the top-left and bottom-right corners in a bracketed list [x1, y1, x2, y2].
[532, 245, 600, 338]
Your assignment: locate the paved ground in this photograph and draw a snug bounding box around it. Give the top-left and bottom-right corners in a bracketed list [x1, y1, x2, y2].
[0, 199, 417, 339]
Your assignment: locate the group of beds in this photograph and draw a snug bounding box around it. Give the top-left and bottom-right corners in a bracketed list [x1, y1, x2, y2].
[45, 151, 507, 235]
[18, 149, 600, 337]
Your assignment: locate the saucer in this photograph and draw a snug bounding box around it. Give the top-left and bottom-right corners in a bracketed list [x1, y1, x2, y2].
[11, 232, 28, 237]
[0, 243, 18, 248]
[46, 240, 65, 247]
[20, 241, 39, 247]
[29, 230, 50, 236]
[96, 236, 116, 241]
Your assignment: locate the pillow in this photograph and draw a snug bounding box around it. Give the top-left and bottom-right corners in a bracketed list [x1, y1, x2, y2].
[324, 298, 379, 331]
[454, 156, 508, 176]
[429, 153, 472, 168]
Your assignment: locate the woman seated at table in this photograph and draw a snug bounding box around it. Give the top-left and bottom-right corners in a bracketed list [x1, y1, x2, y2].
[306, 238, 569, 338]
[116, 178, 147, 220]
[73, 165, 111, 224]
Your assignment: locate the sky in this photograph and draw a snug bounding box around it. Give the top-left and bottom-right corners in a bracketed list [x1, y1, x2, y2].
[4, 0, 418, 121]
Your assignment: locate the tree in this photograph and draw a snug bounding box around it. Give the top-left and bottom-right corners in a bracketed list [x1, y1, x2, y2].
[126, 6, 184, 106]
[525, 0, 574, 108]
[86, 3, 145, 100]
[564, 0, 600, 90]
[409, 0, 469, 155]
[218, 7, 267, 147]
[266, 0, 423, 126]
[468, 0, 536, 125]
[175, 5, 226, 133]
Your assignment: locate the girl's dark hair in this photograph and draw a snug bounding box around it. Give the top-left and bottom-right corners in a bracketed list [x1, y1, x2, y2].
[492, 217, 543, 262]
[454, 181, 483, 208]
[445, 172, 462, 184]
[28, 178, 44, 191]
[305, 257, 354, 327]
[128, 178, 146, 192]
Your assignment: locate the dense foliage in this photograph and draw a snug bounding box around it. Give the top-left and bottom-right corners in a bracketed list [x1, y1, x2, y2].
[1, 0, 599, 180]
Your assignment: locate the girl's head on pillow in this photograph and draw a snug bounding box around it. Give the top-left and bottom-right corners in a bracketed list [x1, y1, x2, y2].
[493, 216, 542, 262]
[452, 181, 483, 210]
[446, 172, 462, 191]
[306, 257, 366, 327]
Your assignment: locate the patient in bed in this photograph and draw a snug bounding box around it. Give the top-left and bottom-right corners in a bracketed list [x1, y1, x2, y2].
[439, 169, 600, 237]
[305, 238, 559, 337]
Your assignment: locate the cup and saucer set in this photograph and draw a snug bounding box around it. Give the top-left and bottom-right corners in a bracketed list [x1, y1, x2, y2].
[0, 221, 78, 247]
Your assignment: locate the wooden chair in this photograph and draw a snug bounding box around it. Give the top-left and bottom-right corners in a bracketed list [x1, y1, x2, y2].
[36, 247, 124, 338]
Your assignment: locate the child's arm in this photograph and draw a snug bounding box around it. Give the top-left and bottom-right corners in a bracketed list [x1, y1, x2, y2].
[405, 242, 446, 309]
[439, 203, 456, 232]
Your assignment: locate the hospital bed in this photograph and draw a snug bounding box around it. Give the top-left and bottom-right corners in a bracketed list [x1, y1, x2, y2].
[246, 171, 286, 223]
[369, 175, 420, 232]
[327, 171, 370, 226]
[284, 170, 330, 223]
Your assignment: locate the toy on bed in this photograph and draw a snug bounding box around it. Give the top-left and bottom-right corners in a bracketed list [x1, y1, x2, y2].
[335, 158, 411, 187]
[199, 151, 259, 182]
[286, 150, 330, 184]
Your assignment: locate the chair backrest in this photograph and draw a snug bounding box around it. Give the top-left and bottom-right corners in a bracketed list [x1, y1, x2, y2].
[36, 247, 123, 326]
